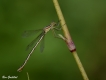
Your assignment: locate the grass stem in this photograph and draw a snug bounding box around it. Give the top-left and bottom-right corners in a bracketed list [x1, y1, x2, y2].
[53, 0, 89, 80]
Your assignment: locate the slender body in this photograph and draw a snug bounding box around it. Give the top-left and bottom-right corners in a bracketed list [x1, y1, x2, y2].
[17, 22, 58, 72]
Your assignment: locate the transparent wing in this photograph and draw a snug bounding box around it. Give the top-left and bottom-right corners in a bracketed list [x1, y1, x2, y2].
[26, 31, 45, 51]
[22, 29, 42, 37]
[40, 34, 45, 52]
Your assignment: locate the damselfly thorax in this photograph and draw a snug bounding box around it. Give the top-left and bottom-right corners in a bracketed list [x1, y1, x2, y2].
[43, 22, 57, 33]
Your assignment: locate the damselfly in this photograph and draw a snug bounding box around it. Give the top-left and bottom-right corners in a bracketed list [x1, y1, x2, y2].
[17, 21, 61, 72]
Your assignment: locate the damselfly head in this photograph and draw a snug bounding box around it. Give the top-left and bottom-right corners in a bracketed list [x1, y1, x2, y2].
[51, 22, 57, 26]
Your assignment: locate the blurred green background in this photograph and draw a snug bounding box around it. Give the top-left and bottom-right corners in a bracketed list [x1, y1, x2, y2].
[0, 0, 106, 80]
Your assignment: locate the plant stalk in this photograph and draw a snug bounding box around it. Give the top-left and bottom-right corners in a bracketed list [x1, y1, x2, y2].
[53, 0, 89, 80]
